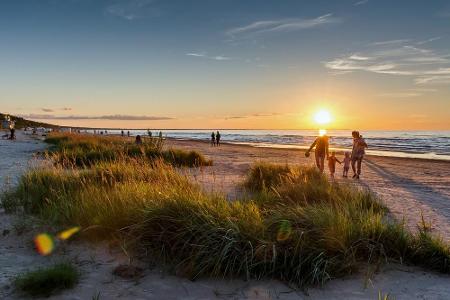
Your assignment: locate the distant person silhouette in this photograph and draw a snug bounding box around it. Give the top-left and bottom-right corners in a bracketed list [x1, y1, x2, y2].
[351, 131, 368, 179]
[135, 135, 142, 145]
[159, 131, 163, 139]
[9, 123, 15, 140]
[216, 131, 221, 146]
[121, 130, 124, 137]
[127, 131, 130, 137]
[211, 131, 215, 146]
[148, 130, 152, 137]
[305, 134, 329, 173]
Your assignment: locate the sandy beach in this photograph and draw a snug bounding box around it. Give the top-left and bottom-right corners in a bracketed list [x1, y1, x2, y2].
[2, 133, 450, 299]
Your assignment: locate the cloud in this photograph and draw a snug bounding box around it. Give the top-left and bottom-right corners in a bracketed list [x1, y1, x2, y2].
[349, 54, 372, 61]
[324, 38, 450, 86]
[416, 37, 441, 45]
[415, 75, 450, 85]
[370, 39, 410, 46]
[22, 114, 173, 121]
[186, 53, 206, 57]
[41, 108, 54, 112]
[226, 13, 340, 38]
[186, 53, 231, 61]
[106, 0, 156, 20]
[61, 107, 72, 111]
[354, 0, 369, 6]
[224, 113, 281, 120]
[377, 92, 421, 98]
[213, 56, 231, 61]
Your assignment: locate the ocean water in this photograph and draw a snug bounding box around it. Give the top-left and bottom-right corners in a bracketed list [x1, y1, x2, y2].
[103, 129, 450, 161]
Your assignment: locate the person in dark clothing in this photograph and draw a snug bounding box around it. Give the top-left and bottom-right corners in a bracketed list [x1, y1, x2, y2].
[211, 131, 216, 146]
[216, 131, 221, 146]
[121, 130, 124, 137]
[9, 127, 15, 140]
[127, 131, 130, 137]
[135, 135, 142, 145]
[305, 134, 329, 173]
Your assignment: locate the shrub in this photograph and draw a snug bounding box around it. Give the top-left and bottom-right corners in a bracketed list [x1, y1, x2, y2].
[14, 263, 78, 297]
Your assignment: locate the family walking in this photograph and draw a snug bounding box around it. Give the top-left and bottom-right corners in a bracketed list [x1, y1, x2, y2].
[305, 131, 367, 179]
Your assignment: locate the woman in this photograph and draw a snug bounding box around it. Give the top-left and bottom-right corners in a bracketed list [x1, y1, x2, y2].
[351, 131, 368, 179]
[305, 134, 329, 173]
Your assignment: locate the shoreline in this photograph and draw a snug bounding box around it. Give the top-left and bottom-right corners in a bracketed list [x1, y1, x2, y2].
[166, 137, 450, 164]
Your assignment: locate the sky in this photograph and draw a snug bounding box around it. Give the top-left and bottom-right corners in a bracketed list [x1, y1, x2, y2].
[0, 0, 449, 130]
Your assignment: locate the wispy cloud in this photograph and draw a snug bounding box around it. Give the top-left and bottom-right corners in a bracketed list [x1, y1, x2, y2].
[325, 38, 450, 86]
[354, 0, 369, 6]
[22, 114, 173, 121]
[224, 113, 281, 120]
[370, 39, 410, 46]
[186, 53, 206, 57]
[61, 107, 72, 111]
[377, 92, 421, 98]
[416, 36, 441, 45]
[41, 108, 54, 112]
[105, 0, 157, 20]
[186, 53, 231, 61]
[226, 13, 340, 39]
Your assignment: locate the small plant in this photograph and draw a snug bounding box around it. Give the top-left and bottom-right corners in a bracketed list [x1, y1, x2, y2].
[14, 262, 79, 297]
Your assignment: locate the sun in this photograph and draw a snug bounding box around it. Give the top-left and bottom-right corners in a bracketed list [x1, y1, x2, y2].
[314, 110, 331, 125]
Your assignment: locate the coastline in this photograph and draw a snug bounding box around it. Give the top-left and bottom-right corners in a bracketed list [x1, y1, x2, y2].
[167, 137, 450, 163]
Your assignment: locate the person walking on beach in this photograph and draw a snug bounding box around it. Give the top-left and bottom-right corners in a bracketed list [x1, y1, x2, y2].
[305, 133, 329, 173]
[211, 131, 216, 146]
[216, 131, 221, 146]
[342, 151, 351, 178]
[9, 122, 16, 140]
[351, 131, 368, 179]
[135, 135, 142, 145]
[328, 151, 341, 179]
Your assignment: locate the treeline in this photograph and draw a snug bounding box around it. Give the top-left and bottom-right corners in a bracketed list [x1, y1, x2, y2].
[0, 113, 59, 129]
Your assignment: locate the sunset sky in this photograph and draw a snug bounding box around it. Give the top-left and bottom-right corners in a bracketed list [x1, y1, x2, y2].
[1, 0, 449, 129]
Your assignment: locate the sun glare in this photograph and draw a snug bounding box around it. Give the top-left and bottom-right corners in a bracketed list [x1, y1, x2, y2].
[314, 110, 331, 125]
[319, 129, 327, 136]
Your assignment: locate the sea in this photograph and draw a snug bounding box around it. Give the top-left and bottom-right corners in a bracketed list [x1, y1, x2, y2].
[98, 129, 450, 161]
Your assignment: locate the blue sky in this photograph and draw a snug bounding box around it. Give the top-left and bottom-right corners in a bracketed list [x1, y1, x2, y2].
[0, 0, 449, 129]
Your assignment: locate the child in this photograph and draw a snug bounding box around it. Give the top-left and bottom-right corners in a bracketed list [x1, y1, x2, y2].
[328, 151, 341, 179]
[342, 151, 351, 178]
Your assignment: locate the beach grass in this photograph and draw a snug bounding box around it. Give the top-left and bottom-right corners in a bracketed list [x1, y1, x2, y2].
[14, 262, 78, 297]
[3, 144, 450, 286]
[44, 132, 212, 167]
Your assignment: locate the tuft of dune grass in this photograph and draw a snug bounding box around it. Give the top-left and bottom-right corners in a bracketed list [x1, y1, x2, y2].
[14, 262, 78, 297]
[44, 132, 212, 167]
